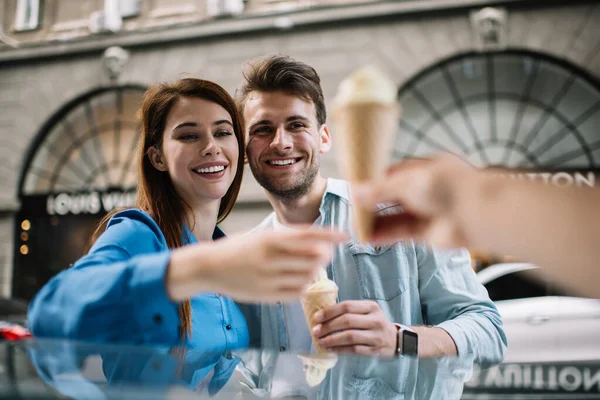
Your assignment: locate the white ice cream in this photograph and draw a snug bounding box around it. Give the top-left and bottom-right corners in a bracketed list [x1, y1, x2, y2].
[306, 268, 338, 292]
[333, 65, 396, 107]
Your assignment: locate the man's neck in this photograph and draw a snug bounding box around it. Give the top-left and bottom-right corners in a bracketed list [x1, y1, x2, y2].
[267, 176, 328, 226]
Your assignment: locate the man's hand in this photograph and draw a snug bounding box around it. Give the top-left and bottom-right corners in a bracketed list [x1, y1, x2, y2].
[311, 300, 397, 357]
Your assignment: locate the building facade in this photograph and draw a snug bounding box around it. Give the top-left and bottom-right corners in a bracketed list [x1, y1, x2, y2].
[1, 0, 599, 298]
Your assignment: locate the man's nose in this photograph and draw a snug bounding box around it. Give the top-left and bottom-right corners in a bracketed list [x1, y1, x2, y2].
[269, 127, 292, 151]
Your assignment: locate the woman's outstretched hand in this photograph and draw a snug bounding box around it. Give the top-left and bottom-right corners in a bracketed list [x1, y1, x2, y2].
[167, 228, 347, 303]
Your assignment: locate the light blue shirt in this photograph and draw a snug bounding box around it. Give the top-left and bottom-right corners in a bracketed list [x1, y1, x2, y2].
[28, 208, 250, 389]
[239, 178, 507, 398]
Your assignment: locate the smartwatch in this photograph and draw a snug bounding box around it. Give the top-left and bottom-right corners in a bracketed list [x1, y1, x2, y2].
[394, 324, 418, 356]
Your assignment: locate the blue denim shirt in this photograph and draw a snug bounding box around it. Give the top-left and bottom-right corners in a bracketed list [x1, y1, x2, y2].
[28, 209, 249, 388]
[239, 179, 507, 397]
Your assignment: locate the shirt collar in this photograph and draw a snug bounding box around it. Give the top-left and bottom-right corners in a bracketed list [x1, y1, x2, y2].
[182, 225, 226, 245]
[319, 178, 351, 213]
[212, 226, 226, 240]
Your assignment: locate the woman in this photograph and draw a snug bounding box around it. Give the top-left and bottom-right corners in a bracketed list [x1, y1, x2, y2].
[28, 78, 344, 352]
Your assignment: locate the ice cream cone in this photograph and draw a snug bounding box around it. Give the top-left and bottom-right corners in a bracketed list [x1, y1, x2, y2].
[332, 66, 400, 242]
[301, 288, 338, 354]
[300, 268, 339, 354]
[297, 353, 338, 387]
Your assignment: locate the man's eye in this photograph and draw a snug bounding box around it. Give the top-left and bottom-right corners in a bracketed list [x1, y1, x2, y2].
[252, 126, 272, 135]
[289, 122, 305, 130]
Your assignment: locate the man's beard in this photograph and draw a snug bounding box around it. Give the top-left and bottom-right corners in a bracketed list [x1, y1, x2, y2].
[251, 157, 320, 201]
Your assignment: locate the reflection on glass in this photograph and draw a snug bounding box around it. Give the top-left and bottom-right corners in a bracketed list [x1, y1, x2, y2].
[3, 339, 598, 399]
[2, 340, 478, 400]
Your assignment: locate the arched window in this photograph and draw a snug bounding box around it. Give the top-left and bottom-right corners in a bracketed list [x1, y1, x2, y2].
[396, 51, 600, 270]
[14, 85, 146, 300]
[396, 51, 600, 170]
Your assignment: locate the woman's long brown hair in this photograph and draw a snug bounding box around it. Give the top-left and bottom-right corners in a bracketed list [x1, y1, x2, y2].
[90, 78, 245, 343]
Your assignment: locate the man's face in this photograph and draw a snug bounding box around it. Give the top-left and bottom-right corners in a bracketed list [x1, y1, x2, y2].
[243, 91, 331, 200]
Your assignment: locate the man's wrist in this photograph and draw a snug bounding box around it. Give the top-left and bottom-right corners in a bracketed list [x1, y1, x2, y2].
[394, 323, 418, 356]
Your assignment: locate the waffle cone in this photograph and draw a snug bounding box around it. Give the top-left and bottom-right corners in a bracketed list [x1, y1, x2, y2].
[300, 288, 338, 354]
[333, 102, 399, 242]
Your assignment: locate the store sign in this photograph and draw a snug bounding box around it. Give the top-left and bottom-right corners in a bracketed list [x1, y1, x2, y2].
[489, 169, 599, 188]
[505, 171, 596, 188]
[44, 190, 136, 216]
[465, 362, 600, 394]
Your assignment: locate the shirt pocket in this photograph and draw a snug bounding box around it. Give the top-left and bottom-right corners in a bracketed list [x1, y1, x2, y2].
[348, 242, 408, 301]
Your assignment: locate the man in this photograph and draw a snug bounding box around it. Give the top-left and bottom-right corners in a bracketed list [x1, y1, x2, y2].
[236, 55, 506, 395]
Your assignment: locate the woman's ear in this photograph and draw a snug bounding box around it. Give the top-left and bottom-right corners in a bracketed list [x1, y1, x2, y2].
[148, 146, 168, 172]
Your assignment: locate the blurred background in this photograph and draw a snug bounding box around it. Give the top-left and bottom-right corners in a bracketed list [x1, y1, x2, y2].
[0, 0, 599, 303]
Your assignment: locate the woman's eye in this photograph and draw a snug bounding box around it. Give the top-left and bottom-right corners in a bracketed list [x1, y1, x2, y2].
[180, 134, 197, 140]
[215, 130, 233, 137]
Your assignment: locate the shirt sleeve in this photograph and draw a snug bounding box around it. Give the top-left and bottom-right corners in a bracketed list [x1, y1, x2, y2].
[28, 210, 180, 346]
[416, 244, 508, 368]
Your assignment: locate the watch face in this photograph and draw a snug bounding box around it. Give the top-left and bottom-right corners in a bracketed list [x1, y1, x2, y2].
[403, 331, 419, 356]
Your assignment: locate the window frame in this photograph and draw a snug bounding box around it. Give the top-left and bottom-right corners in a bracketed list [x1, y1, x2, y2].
[14, 0, 41, 32]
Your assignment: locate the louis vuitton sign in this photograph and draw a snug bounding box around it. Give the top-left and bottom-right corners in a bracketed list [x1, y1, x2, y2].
[488, 169, 598, 188]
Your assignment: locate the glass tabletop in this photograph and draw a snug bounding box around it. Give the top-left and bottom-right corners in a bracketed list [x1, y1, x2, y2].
[1, 339, 599, 399]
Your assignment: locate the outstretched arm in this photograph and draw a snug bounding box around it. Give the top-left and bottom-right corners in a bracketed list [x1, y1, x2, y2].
[353, 155, 600, 298]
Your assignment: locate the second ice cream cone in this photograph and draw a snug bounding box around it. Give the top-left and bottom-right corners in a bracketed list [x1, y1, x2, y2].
[301, 288, 338, 354]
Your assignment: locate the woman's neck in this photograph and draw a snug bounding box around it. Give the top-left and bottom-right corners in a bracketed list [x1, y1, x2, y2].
[185, 200, 221, 241]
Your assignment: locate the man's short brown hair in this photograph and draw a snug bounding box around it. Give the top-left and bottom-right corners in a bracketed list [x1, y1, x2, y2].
[237, 54, 327, 126]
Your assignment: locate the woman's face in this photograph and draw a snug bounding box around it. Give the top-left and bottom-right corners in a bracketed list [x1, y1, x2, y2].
[150, 96, 239, 206]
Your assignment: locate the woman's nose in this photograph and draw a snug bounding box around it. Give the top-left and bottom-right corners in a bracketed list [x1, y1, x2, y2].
[201, 137, 220, 156]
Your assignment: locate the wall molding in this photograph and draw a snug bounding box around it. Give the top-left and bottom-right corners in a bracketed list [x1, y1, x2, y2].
[0, 0, 531, 63]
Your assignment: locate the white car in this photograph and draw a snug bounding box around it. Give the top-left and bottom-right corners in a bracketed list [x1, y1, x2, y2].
[463, 263, 600, 398]
[477, 263, 600, 364]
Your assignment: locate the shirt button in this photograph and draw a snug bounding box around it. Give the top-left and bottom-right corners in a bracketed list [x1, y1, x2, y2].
[226, 324, 232, 330]
[152, 314, 162, 324]
[280, 346, 286, 352]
